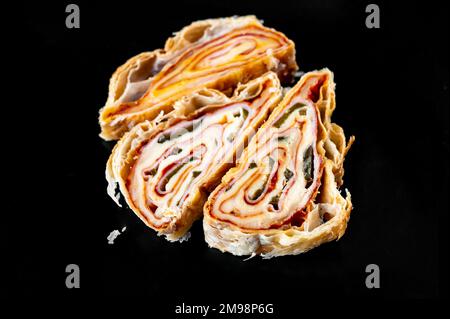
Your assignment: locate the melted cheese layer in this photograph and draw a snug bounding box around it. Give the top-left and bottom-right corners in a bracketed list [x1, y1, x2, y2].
[209, 74, 328, 230]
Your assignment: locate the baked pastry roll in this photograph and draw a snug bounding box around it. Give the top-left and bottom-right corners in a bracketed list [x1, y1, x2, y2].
[99, 16, 298, 140]
[106, 73, 282, 241]
[204, 69, 354, 258]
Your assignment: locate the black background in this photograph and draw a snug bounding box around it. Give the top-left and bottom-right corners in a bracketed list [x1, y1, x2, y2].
[10, 0, 448, 306]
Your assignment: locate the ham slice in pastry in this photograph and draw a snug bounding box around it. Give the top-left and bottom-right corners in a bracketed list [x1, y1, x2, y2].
[106, 73, 282, 241]
[99, 16, 297, 140]
[203, 69, 354, 258]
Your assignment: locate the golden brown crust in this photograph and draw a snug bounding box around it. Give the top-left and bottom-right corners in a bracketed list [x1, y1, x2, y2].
[99, 16, 298, 140]
[106, 73, 282, 241]
[203, 69, 354, 258]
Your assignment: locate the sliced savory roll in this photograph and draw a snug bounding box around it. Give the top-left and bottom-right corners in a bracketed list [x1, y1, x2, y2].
[99, 16, 298, 140]
[204, 69, 355, 258]
[106, 73, 282, 241]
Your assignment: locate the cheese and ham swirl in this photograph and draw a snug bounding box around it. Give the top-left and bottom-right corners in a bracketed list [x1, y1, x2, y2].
[204, 69, 355, 258]
[106, 73, 282, 241]
[99, 16, 297, 140]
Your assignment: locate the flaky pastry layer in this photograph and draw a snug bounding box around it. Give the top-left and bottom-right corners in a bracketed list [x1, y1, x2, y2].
[99, 16, 297, 140]
[106, 73, 282, 241]
[203, 69, 354, 258]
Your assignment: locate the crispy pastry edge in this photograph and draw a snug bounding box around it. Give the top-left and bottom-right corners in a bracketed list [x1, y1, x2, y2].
[99, 16, 297, 140]
[106, 73, 282, 241]
[203, 68, 355, 258]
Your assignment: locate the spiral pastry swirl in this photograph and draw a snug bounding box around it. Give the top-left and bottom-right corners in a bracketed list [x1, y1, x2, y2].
[106, 73, 282, 241]
[204, 69, 354, 257]
[99, 16, 297, 140]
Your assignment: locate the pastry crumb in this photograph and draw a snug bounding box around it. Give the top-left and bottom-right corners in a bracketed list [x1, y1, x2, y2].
[107, 227, 126, 244]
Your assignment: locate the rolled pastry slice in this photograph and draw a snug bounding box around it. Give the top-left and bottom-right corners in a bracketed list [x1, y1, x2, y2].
[106, 73, 282, 241]
[99, 15, 297, 140]
[204, 69, 355, 258]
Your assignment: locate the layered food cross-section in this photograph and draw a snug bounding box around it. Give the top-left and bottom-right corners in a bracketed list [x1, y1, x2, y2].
[99, 16, 297, 140]
[106, 73, 282, 241]
[204, 69, 354, 257]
